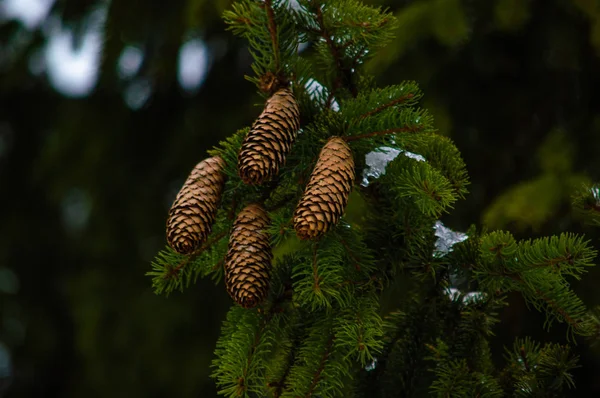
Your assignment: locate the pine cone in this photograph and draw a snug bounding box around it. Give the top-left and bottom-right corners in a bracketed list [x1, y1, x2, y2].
[225, 203, 273, 308]
[294, 137, 355, 240]
[238, 88, 300, 185]
[166, 156, 226, 254]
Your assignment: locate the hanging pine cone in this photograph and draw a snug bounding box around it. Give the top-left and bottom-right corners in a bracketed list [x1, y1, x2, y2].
[238, 88, 300, 185]
[224, 203, 273, 308]
[293, 137, 355, 240]
[166, 156, 226, 255]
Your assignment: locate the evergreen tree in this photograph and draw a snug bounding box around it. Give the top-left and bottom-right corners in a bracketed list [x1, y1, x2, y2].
[148, 1, 599, 396]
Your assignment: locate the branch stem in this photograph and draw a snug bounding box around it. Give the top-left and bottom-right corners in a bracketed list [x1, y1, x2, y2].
[313, 1, 358, 99]
[164, 230, 229, 280]
[264, 0, 280, 71]
[359, 94, 415, 119]
[306, 334, 335, 397]
[343, 125, 424, 142]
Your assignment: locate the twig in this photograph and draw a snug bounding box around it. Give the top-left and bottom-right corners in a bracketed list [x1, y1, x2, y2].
[340, 238, 361, 271]
[359, 94, 415, 120]
[490, 270, 583, 332]
[343, 125, 424, 142]
[325, 89, 338, 110]
[272, 357, 294, 398]
[313, 2, 358, 98]
[305, 334, 335, 397]
[313, 243, 320, 291]
[164, 230, 229, 280]
[518, 345, 531, 372]
[535, 288, 581, 331]
[241, 288, 293, 395]
[211, 257, 226, 273]
[271, 326, 300, 397]
[264, 0, 280, 71]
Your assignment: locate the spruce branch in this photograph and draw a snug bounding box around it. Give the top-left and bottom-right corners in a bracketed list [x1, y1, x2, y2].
[223, 0, 299, 90]
[475, 231, 597, 338]
[358, 93, 415, 120]
[392, 133, 470, 198]
[518, 233, 596, 279]
[502, 338, 579, 395]
[385, 155, 458, 218]
[306, 334, 336, 398]
[270, 336, 300, 398]
[169, 230, 229, 279]
[312, 1, 357, 98]
[264, 0, 281, 72]
[213, 284, 294, 397]
[334, 296, 384, 366]
[150, 0, 600, 395]
[341, 82, 422, 117]
[282, 316, 353, 397]
[343, 125, 424, 142]
[147, 229, 229, 295]
[573, 183, 600, 225]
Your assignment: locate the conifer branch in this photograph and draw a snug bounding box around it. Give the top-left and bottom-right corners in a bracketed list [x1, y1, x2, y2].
[518, 345, 531, 372]
[237, 290, 293, 395]
[312, 1, 358, 98]
[343, 125, 424, 142]
[312, 243, 320, 291]
[271, 334, 301, 398]
[263, 0, 280, 72]
[484, 269, 590, 336]
[534, 288, 581, 332]
[358, 93, 415, 120]
[584, 201, 600, 213]
[340, 238, 361, 271]
[306, 334, 335, 397]
[163, 230, 229, 280]
[158, 1, 598, 395]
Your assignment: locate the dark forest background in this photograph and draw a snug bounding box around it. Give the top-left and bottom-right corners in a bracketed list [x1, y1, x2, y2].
[1, 0, 600, 396]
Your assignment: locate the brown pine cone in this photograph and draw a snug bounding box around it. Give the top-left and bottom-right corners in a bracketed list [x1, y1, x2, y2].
[224, 203, 273, 308]
[293, 137, 355, 240]
[166, 156, 226, 254]
[238, 88, 300, 185]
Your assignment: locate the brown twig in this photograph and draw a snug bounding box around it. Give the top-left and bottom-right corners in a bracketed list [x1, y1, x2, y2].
[305, 334, 335, 397]
[535, 288, 581, 331]
[340, 238, 361, 271]
[359, 94, 415, 120]
[240, 288, 293, 396]
[347, 17, 391, 29]
[211, 257, 226, 273]
[312, 243, 321, 291]
[271, 327, 298, 397]
[518, 345, 531, 372]
[235, 16, 252, 26]
[343, 125, 424, 142]
[584, 202, 600, 213]
[489, 270, 583, 332]
[264, 0, 280, 71]
[163, 230, 229, 280]
[313, 2, 358, 99]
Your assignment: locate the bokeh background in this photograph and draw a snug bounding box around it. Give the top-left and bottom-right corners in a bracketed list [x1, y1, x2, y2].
[1, 0, 600, 396]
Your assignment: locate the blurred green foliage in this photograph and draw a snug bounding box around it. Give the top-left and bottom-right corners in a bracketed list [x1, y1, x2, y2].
[1, 0, 600, 396]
